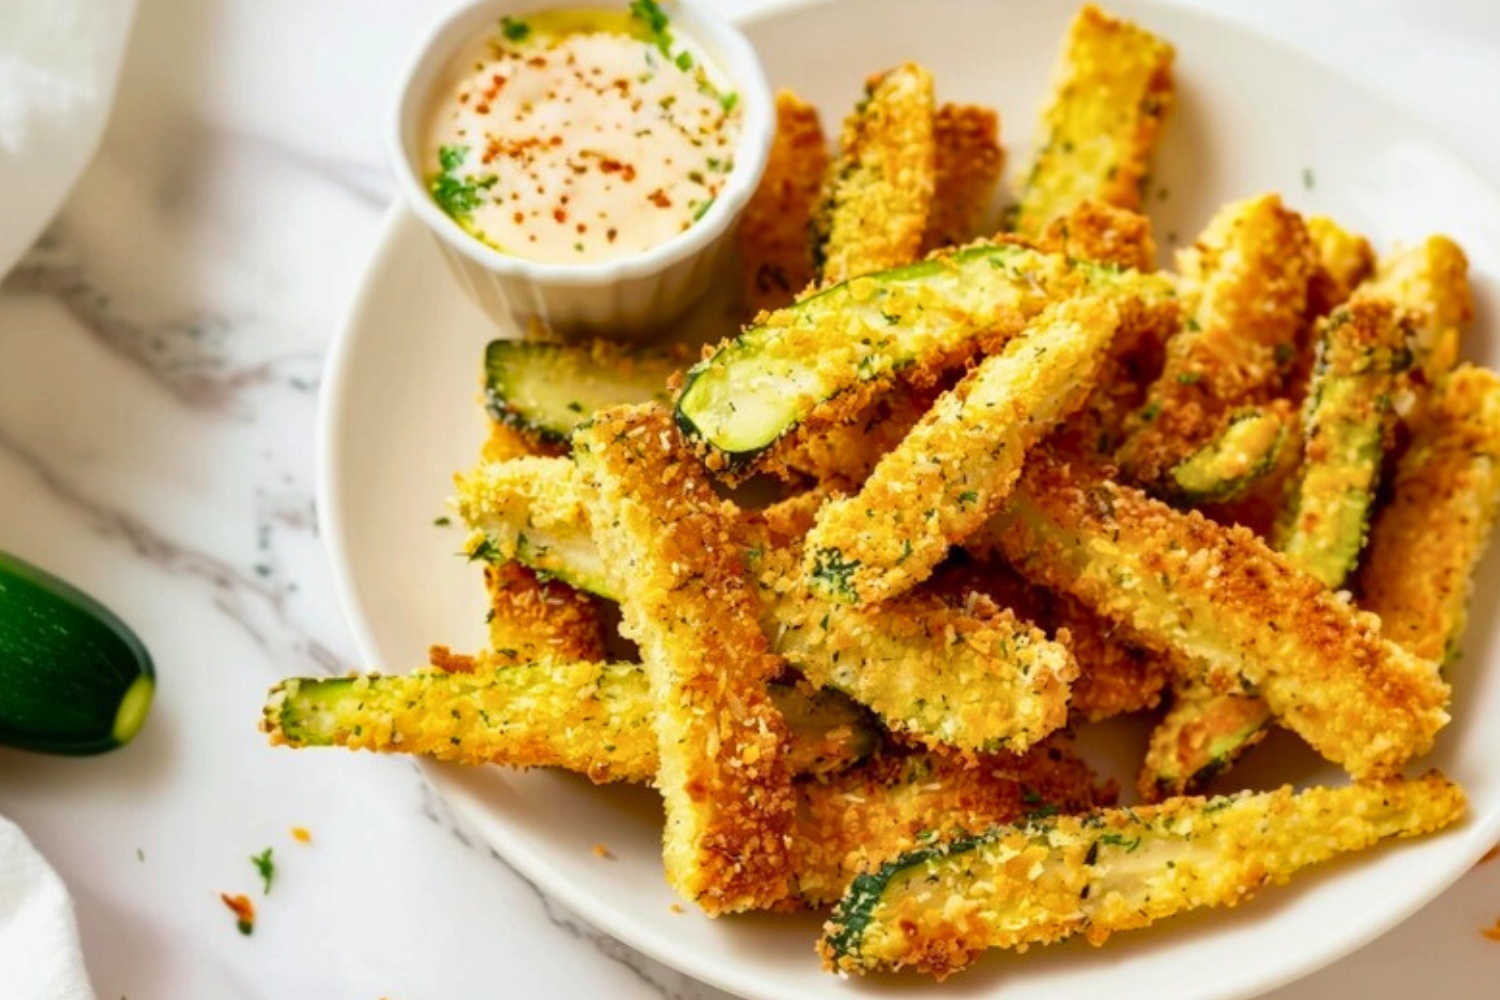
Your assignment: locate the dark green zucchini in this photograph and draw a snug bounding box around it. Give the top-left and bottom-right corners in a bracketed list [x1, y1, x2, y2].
[484, 340, 677, 444]
[674, 243, 1172, 466]
[0, 552, 154, 754]
[1139, 687, 1273, 800]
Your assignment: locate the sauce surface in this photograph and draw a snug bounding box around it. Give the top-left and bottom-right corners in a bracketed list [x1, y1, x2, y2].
[424, 6, 741, 263]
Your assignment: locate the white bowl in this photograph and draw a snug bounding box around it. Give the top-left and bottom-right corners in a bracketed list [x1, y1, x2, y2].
[388, 0, 775, 338]
[326, 1, 1500, 998]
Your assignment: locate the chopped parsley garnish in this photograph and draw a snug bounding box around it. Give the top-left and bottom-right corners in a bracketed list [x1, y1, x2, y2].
[433, 515, 451, 526]
[674, 50, 693, 71]
[500, 16, 531, 42]
[431, 146, 497, 220]
[1302, 167, 1316, 190]
[719, 90, 739, 113]
[810, 547, 862, 602]
[251, 847, 276, 895]
[629, 0, 673, 56]
[467, 537, 502, 563]
[691, 197, 716, 222]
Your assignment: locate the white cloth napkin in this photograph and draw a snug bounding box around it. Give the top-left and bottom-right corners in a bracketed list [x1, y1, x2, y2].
[0, 817, 95, 1000]
[0, 2, 134, 998]
[0, 0, 137, 277]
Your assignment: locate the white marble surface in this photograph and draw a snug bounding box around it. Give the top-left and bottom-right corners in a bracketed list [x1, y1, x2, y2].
[0, 1, 1498, 997]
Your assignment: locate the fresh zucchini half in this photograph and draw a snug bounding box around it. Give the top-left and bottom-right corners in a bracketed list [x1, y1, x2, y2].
[820, 773, 1465, 978]
[984, 453, 1450, 780]
[674, 242, 1173, 469]
[483, 340, 677, 446]
[265, 663, 880, 783]
[1138, 688, 1273, 801]
[1166, 405, 1289, 505]
[0, 551, 155, 755]
[1276, 299, 1412, 588]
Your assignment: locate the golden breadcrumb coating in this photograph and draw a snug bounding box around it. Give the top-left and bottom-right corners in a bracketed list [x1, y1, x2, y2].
[1118, 194, 1317, 483]
[811, 63, 936, 284]
[1306, 215, 1376, 320]
[923, 103, 1004, 253]
[792, 742, 1115, 907]
[1361, 365, 1500, 663]
[1014, 5, 1174, 235]
[574, 405, 795, 914]
[739, 90, 829, 315]
[1038, 200, 1157, 272]
[985, 453, 1450, 779]
[821, 773, 1465, 978]
[804, 296, 1121, 605]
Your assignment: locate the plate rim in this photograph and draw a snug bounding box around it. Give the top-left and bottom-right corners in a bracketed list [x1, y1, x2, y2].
[316, 4, 1500, 998]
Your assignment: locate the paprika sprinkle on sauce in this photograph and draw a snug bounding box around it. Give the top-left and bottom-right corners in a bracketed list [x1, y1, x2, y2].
[424, 3, 742, 263]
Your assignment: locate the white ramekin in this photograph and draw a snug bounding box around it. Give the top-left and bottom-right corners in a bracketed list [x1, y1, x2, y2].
[389, 0, 774, 339]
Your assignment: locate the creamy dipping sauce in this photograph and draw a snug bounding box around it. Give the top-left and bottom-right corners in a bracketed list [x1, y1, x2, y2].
[424, 5, 742, 263]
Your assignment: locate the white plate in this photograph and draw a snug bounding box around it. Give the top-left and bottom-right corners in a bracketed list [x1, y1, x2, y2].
[318, 1, 1500, 997]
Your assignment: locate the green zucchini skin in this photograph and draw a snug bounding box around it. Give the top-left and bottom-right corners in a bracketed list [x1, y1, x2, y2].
[1166, 406, 1289, 505]
[0, 552, 155, 754]
[483, 340, 676, 445]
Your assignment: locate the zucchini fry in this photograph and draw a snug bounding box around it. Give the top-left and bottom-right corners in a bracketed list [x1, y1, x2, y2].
[574, 405, 795, 913]
[1361, 365, 1500, 663]
[793, 743, 1114, 907]
[457, 457, 1079, 753]
[484, 340, 677, 447]
[264, 665, 880, 783]
[1014, 5, 1174, 236]
[923, 104, 1004, 252]
[675, 242, 1173, 476]
[265, 659, 657, 783]
[804, 296, 1122, 605]
[810, 63, 936, 284]
[1366, 236, 1473, 394]
[475, 421, 606, 662]
[1117, 194, 1317, 484]
[1166, 402, 1293, 505]
[1276, 299, 1412, 586]
[984, 453, 1450, 779]
[1138, 684, 1272, 800]
[738, 90, 829, 314]
[821, 773, 1465, 978]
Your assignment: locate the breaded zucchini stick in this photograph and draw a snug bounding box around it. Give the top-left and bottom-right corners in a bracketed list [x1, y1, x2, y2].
[1138, 682, 1273, 800]
[810, 63, 936, 284]
[821, 773, 1466, 978]
[1014, 5, 1174, 236]
[476, 421, 606, 661]
[457, 457, 1078, 752]
[793, 743, 1113, 907]
[1366, 236, 1472, 394]
[984, 453, 1450, 779]
[264, 659, 658, 783]
[263, 664, 880, 783]
[1361, 365, 1500, 663]
[738, 90, 829, 315]
[574, 405, 795, 913]
[1038, 199, 1157, 272]
[804, 296, 1122, 605]
[1117, 194, 1316, 484]
[675, 241, 1174, 477]
[1276, 299, 1411, 586]
[922, 104, 1004, 253]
